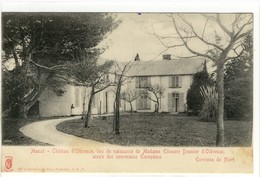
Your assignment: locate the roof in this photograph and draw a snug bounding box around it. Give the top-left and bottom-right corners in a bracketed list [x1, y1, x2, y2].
[125, 57, 206, 77]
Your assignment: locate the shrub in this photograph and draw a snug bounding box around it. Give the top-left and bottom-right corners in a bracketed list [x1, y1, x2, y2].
[199, 85, 218, 122]
[186, 61, 214, 116]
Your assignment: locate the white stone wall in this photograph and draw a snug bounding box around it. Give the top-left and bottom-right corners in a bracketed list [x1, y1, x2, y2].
[38, 74, 194, 117]
[125, 75, 193, 113]
[39, 85, 117, 117]
[39, 85, 76, 117]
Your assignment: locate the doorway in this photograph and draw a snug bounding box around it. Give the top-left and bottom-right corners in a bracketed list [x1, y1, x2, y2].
[172, 93, 179, 112]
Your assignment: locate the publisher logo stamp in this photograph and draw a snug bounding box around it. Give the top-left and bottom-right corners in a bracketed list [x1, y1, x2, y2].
[4, 156, 13, 172]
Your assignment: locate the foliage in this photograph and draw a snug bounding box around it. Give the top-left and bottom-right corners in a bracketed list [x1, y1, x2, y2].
[186, 62, 213, 115]
[2, 13, 118, 118]
[199, 85, 218, 122]
[224, 34, 253, 120]
[2, 68, 25, 118]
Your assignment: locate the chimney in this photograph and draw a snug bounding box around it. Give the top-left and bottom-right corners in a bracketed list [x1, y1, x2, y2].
[163, 54, 171, 60]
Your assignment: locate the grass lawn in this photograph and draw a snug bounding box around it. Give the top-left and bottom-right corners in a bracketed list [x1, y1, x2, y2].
[56, 113, 252, 147]
[2, 117, 62, 146]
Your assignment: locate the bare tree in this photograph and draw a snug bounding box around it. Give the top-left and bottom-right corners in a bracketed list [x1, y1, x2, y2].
[121, 89, 140, 115]
[113, 61, 133, 134]
[68, 59, 113, 127]
[84, 62, 113, 128]
[84, 79, 111, 127]
[142, 84, 165, 114]
[153, 14, 253, 146]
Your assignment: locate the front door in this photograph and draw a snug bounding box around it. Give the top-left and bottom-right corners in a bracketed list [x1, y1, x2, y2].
[172, 93, 179, 112]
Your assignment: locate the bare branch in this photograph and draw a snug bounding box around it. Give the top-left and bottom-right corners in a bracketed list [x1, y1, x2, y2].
[216, 14, 233, 37]
[226, 47, 245, 61]
[151, 25, 185, 49]
[30, 60, 67, 71]
[146, 96, 157, 103]
[235, 28, 253, 41]
[202, 18, 209, 39]
[93, 83, 111, 94]
[170, 15, 217, 62]
[178, 14, 224, 52]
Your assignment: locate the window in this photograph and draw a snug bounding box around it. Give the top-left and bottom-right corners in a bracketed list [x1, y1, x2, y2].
[136, 76, 151, 88]
[170, 76, 182, 88]
[75, 88, 80, 107]
[172, 92, 179, 112]
[172, 93, 179, 98]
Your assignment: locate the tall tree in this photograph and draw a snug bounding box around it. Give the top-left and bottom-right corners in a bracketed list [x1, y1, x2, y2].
[224, 34, 253, 120]
[2, 13, 118, 118]
[85, 62, 113, 128]
[113, 61, 132, 134]
[187, 61, 214, 115]
[66, 57, 114, 127]
[154, 14, 253, 146]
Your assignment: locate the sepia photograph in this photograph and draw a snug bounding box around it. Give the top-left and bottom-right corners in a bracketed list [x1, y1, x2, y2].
[0, 4, 258, 174]
[2, 12, 253, 147]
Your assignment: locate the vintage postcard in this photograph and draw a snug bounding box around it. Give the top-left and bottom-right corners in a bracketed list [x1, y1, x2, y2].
[1, 2, 259, 176]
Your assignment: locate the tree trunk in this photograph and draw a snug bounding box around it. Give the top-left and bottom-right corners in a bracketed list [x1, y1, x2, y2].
[12, 49, 20, 68]
[130, 102, 133, 115]
[81, 87, 87, 119]
[19, 87, 44, 119]
[216, 62, 225, 146]
[114, 91, 120, 134]
[155, 96, 159, 114]
[113, 101, 116, 131]
[19, 104, 29, 119]
[114, 84, 121, 135]
[85, 86, 94, 128]
[156, 101, 159, 114]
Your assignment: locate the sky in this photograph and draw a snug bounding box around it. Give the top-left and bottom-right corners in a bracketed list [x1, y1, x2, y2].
[99, 13, 252, 63]
[99, 13, 170, 62]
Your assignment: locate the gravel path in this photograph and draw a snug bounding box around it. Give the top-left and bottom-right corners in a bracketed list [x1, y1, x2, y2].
[19, 117, 116, 147]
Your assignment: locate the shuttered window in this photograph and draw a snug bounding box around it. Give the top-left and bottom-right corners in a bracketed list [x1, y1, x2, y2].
[169, 76, 182, 88]
[178, 93, 184, 112]
[136, 76, 151, 88]
[168, 93, 173, 112]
